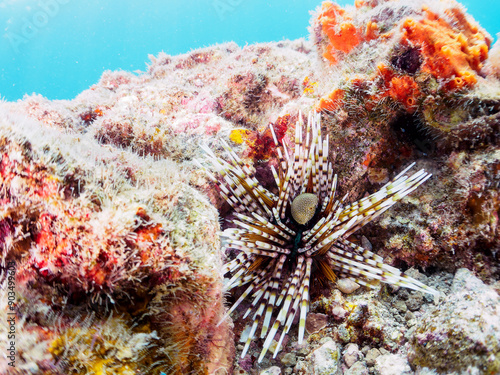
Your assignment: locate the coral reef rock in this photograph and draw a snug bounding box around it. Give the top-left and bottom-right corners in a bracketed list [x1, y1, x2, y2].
[1, 0, 500, 373]
[408, 268, 500, 374]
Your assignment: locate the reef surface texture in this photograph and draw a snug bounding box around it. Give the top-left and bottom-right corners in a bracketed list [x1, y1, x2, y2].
[1, 0, 499, 374]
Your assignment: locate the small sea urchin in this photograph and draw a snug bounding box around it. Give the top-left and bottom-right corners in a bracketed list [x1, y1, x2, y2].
[199, 112, 438, 362]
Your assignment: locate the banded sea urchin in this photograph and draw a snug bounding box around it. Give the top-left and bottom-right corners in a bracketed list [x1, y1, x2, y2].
[198, 112, 438, 362]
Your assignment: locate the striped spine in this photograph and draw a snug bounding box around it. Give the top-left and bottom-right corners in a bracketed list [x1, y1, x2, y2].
[198, 112, 438, 362]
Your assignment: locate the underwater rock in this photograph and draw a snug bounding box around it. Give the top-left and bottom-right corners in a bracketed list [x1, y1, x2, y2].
[305, 313, 329, 335]
[1, 0, 499, 373]
[312, 0, 492, 116]
[0, 38, 318, 374]
[259, 366, 282, 375]
[294, 339, 341, 375]
[311, 340, 342, 375]
[280, 352, 297, 367]
[309, 0, 499, 191]
[344, 361, 369, 375]
[342, 343, 360, 368]
[485, 36, 500, 79]
[408, 268, 500, 374]
[365, 347, 382, 367]
[374, 353, 413, 375]
[305, 0, 500, 278]
[0, 97, 230, 372]
[49, 315, 161, 374]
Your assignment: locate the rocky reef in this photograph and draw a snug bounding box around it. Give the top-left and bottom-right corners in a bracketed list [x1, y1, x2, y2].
[1, 0, 499, 374]
[0, 100, 231, 373]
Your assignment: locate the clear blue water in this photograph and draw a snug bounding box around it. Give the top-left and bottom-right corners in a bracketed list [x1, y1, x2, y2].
[1, 0, 498, 102]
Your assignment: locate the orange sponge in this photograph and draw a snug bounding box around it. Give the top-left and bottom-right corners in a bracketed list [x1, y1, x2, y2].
[372, 64, 422, 113]
[317, 89, 345, 112]
[401, 7, 490, 90]
[387, 75, 422, 112]
[317, 2, 362, 64]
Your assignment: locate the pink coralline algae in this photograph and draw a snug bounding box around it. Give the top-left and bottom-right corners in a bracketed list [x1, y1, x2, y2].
[0, 0, 500, 373]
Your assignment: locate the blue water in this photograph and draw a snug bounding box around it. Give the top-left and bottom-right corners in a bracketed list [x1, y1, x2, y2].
[1, 0, 498, 102]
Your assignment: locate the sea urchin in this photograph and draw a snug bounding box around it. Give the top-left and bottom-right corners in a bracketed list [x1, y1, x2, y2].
[198, 112, 438, 362]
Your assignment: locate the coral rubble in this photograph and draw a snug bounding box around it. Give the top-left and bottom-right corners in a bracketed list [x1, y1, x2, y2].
[1, 0, 499, 373]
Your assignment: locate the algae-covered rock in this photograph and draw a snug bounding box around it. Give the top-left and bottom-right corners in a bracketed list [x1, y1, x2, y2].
[1, 0, 499, 373]
[0, 101, 231, 373]
[408, 268, 500, 374]
[308, 0, 500, 278]
[294, 339, 341, 375]
[375, 354, 412, 375]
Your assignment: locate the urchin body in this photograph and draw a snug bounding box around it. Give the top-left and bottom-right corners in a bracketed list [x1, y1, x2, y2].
[199, 112, 438, 362]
